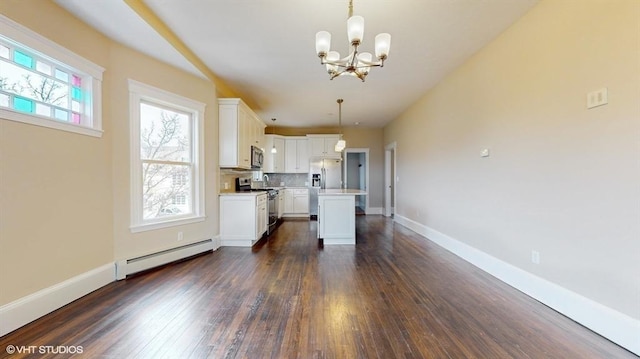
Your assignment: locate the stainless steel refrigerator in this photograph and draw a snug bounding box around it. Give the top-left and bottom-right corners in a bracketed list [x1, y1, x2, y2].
[309, 158, 343, 217]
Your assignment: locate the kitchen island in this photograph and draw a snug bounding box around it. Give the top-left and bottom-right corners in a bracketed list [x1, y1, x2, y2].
[317, 189, 367, 245]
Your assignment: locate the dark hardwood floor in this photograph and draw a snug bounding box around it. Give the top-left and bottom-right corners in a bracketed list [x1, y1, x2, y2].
[1, 216, 635, 358]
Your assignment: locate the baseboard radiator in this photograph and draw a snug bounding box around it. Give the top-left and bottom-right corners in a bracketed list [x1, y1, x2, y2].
[115, 239, 214, 280]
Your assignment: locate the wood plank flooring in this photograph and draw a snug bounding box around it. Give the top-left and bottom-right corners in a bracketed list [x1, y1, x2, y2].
[1, 216, 636, 358]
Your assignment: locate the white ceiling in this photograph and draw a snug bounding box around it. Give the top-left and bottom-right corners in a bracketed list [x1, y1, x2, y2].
[55, 0, 538, 128]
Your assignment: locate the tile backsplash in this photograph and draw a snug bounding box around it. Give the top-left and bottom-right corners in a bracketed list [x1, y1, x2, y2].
[219, 170, 308, 192]
[263, 173, 308, 187]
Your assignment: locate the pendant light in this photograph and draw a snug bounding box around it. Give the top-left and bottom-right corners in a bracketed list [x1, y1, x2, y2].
[270, 118, 277, 154]
[334, 99, 346, 152]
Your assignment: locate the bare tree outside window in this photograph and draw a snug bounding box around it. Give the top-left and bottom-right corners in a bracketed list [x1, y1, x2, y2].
[0, 60, 69, 106]
[139, 103, 192, 219]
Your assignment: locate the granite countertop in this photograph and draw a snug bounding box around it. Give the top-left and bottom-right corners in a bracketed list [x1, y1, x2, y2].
[318, 189, 367, 196]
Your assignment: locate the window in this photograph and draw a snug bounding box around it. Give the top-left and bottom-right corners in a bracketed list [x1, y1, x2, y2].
[0, 15, 103, 137]
[129, 80, 205, 232]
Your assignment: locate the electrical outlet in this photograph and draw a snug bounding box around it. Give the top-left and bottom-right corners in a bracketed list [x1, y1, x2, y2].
[481, 148, 490, 157]
[587, 88, 608, 109]
[177, 232, 183, 241]
[531, 250, 540, 264]
[224, 182, 229, 190]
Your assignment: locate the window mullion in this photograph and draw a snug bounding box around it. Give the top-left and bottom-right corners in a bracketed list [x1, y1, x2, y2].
[142, 159, 191, 167]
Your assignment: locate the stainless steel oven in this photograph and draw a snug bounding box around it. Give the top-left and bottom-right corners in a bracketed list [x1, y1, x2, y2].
[267, 189, 279, 234]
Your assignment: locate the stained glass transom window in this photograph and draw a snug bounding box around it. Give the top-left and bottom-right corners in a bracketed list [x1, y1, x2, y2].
[0, 39, 85, 126]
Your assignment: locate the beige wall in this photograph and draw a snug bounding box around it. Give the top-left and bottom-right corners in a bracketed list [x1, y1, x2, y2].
[0, 1, 113, 305]
[269, 126, 385, 209]
[109, 44, 218, 261]
[0, 1, 220, 305]
[384, 0, 640, 319]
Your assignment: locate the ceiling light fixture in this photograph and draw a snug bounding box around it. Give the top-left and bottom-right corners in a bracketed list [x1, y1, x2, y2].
[335, 99, 346, 152]
[315, 0, 391, 82]
[270, 118, 277, 154]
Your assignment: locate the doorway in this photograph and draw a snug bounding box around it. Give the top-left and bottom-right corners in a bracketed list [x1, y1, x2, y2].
[384, 142, 396, 218]
[344, 148, 369, 215]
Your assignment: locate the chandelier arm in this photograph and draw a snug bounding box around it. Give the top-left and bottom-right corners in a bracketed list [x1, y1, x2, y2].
[349, 44, 360, 69]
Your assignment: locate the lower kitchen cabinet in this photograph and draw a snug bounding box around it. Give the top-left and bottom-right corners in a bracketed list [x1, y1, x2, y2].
[283, 188, 309, 217]
[220, 193, 268, 246]
[278, 191, 284, 218]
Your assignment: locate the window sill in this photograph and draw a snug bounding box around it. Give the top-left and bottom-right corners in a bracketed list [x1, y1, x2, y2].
[130, 215, 206, 233]
[1, 109, 103, 138]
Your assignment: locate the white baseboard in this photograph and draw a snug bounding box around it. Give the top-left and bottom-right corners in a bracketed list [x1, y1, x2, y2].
[212, 235, 221, 250]
[0, 263, 115, 337]
[366, 207, 383, 215]
[394, 214, 640, 356]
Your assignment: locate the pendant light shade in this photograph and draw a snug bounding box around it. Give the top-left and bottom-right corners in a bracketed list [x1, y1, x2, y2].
[270, 118, 277, 153]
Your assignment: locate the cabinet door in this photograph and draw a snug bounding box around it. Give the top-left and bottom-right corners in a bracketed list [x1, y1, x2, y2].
[252, 117, 265, 149]
[220, 196, 257, 239]
[284, 139, 298, 173]
[293, 195, 309, 214]
[292, 189, 309, 213]
[256, 195, 267, 238]
[284, 189, 294, 213]
[309, 137, 326, 157]
[273, 138, 285, 172]
[324, 136, 341, 157]
[278, 193, 284, 218]
[296, 139, 309, 173]
[238, 106, 251, 168]
[262, 135, 275, 172]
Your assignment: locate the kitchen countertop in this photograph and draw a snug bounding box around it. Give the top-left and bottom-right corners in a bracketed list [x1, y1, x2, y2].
[318, 189, 367, 196]
[219, 191, 267, 196]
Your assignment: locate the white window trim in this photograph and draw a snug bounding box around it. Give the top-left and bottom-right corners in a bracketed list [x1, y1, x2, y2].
[128, 79, 206, 233]
[0, 14, 104, 137]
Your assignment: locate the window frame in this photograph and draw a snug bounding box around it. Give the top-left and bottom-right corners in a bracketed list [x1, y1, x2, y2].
[0, 14, 104, 137]
[128, 79, 206, 233]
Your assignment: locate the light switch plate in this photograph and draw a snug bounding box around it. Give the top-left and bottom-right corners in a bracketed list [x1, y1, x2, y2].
[587, 88, 608, 109]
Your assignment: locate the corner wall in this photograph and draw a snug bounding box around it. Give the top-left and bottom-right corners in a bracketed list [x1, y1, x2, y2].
[0, 0, 219, 312]
[384, 0, 639, 327]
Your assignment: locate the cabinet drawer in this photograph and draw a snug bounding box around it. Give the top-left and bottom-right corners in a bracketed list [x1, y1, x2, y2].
[257, 194, 267, 205]
[292, 189, 308, 195]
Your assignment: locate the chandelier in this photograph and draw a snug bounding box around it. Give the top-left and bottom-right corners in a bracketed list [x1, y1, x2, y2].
[315, 0, 391, 82]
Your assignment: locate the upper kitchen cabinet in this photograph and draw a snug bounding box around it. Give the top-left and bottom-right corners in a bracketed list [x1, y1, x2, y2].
[284, 137, 309, 173]
[219, 98, 266, 169]
[307, 134, 342, 158]
[263, 135, 285, 173]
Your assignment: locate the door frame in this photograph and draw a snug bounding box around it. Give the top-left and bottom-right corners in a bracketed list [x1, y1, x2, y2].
[384, 142, 397, 217]
[343, 148, 370, 213]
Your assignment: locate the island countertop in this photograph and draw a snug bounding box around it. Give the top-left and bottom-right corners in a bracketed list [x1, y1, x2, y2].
[318, 189, 367, 196]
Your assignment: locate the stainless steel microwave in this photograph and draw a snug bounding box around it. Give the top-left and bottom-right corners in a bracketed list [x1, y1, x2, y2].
[251, 146, 263, 169]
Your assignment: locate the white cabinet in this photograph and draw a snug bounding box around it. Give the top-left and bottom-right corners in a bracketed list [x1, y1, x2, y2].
[257, 194, 267, 237]
[263, 135, 285, 173]
[283, 188, 309, 217]
[284, 137, 309, 173]
[220, 193, 268, 246]
[278, 191, 284, 218]
[307, 135, 341, 158]
[318, 194, 356, 244]
[219, 98, 266, 169]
